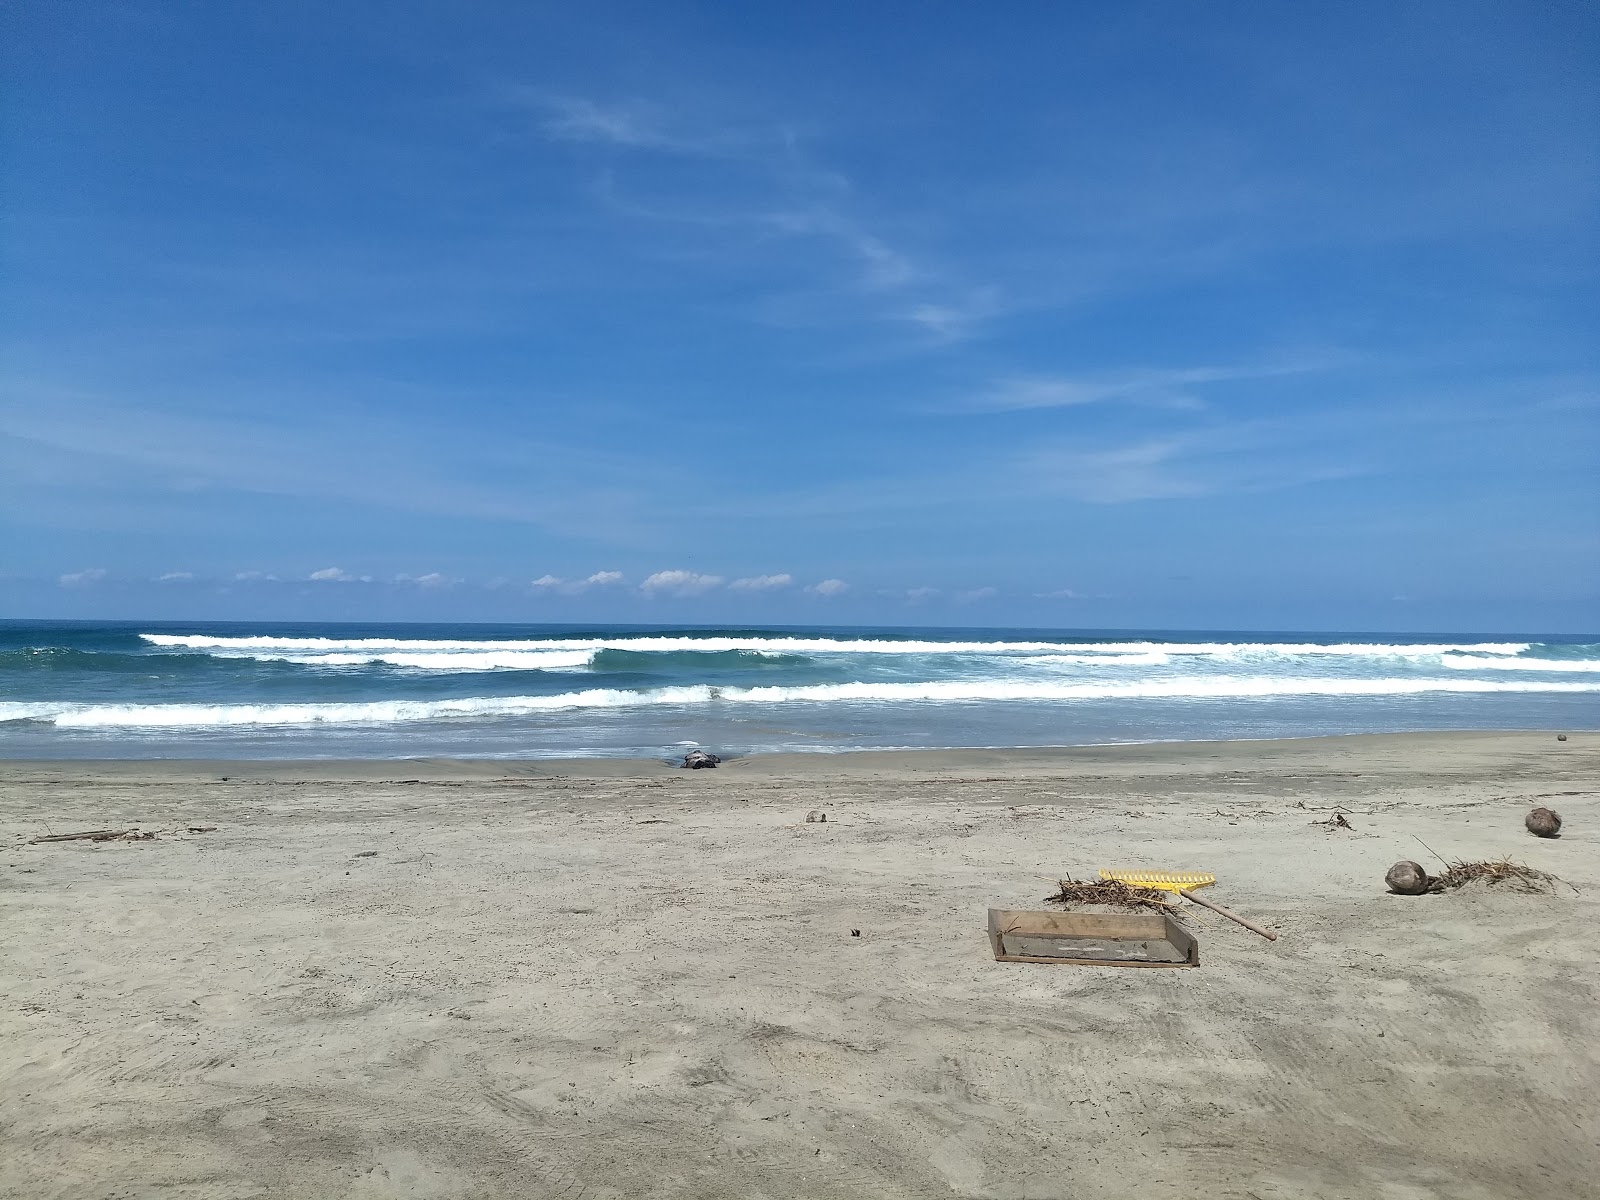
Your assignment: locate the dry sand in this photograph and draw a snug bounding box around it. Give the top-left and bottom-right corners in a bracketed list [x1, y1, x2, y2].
[2, 731, 1597, 1199]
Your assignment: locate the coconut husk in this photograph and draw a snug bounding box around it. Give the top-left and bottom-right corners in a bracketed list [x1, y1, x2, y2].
[1428, 857, 1563, 894]
[1044, 875, 1175, 912]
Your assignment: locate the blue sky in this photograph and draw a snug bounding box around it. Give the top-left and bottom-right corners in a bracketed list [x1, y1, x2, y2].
[3, 1, 1597, 631]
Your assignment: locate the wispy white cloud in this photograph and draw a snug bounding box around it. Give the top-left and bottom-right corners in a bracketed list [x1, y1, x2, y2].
[729, 573, 793, 591]
[233, 570, 278, 582]
[1035, 587, 1086, 600]
[532, 94, 998, 335]
[904, 586, 941, 602]
[763, 210, 917, 291]
[396, 571, 460, 589]
[965, 361, 1329, 413]
[157, 571, 194, 583]
[640, 569, 724, 596]
[1024, 438, 1210, 504]
[806, 578, 849, 597]
[534, 97, 728, 157]
[541, 98, 669, 148]
[531, 570, 626, 595]
[904, 288, 1004, 340]
[957, 586, 999, 604]
[308, 567, 371, 583]
[1022, 422, 1364, 505]
[59, 568, 107, 587]
[0, 384, 669, 546]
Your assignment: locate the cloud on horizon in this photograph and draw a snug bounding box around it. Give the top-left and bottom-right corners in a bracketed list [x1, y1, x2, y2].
[729, 573, 793, 591]
[59, 568, 108, 587]
[308, 567, 372, 583]
[640, 569, 724, 596]
[806, 578, 850, 597]
[532, 570, 627, 595]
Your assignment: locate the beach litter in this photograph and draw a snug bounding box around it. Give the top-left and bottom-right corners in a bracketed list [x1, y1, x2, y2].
[1313, 812, 1355, 831]
[30, 828, 158, 844]
[1045, 875, 1174, 913]
[805, 810, 827, 823]
[1385, 860, 1430, 894]
[1431, 858, 1565, 894]
[989, 907, 1198, 967]
[1386, 855, 1570, 895]
[1525, 806, 1562, 838]
[1099, 869, 1279, 941]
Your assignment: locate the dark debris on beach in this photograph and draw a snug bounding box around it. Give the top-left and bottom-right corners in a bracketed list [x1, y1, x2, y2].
[1044, 875, 1177, 913]
[1428, 857, 1567, 894]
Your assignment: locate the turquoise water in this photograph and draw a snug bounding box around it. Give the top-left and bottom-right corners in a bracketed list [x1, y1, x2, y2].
[2, 620, 1596, 759]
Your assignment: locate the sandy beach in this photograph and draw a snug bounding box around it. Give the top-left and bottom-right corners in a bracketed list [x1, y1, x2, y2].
[2, 731, 1597, 1199]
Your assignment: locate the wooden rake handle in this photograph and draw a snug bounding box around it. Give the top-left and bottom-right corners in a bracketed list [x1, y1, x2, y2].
[1179, 889, 1279, 941]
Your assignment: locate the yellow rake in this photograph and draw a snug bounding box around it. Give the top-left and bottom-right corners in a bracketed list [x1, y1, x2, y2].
[1100, 869, 1277, 941]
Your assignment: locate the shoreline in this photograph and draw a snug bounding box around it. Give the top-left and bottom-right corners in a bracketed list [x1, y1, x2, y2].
[5, 729, 1597, 1197]
[0, 727, 1589, 780]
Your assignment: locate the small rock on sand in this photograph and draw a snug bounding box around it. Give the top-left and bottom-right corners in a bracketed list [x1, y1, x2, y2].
[682, 750, 721, 769]
[806, 810, 827, 823]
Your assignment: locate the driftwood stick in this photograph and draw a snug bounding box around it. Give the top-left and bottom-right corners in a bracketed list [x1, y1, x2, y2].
[1180, 889, 1279, 941]
[29, 829, 131, 844]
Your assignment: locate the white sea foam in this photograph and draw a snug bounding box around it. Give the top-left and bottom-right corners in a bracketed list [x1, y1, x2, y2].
[255, 650, 597, 671]
[8, 676, 1597, 730]
[1017, 652, 1173, 667]
[1441, 654, 1600, 673]
[140, 633, 1539, 662]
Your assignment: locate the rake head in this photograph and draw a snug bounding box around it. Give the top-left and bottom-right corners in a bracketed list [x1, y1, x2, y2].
[1098, 869, 1216, 894]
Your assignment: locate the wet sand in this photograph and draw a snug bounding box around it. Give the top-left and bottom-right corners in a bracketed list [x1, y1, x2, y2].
[2, 731, 1597, 1198]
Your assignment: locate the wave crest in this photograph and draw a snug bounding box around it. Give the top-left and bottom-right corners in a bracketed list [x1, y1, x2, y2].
[7, 675, 1596, 730]
[1442, 654, 1600, 673]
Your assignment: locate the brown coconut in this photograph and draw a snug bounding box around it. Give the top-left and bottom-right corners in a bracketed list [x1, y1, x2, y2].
[1526, 806, 1562, 838]
[1385, 860, 1431, 895]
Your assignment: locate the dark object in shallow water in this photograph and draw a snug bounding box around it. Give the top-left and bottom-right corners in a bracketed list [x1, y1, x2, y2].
[682, 749, 721, 769]
[1526, 806, 1562, 838]
[1385, 860, 1431, 895]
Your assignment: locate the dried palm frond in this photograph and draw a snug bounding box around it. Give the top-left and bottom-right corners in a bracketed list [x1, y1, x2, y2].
[1044, 875, 1175, 912]
[1429, 857, 1563, 894]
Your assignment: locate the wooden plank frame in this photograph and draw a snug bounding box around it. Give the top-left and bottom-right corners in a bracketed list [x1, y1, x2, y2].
[987, 908, 1199, 968]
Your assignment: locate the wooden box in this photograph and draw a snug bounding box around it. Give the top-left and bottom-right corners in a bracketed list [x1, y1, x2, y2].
[987, 908, 1199, 967]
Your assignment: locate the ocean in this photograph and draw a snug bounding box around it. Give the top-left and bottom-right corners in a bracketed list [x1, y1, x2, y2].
[1, 620, 1596, 760]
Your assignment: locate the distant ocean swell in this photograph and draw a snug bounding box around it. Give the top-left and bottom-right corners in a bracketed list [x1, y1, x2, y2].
[140, 633, 1541, 662]
[2, 623, 1595, 756]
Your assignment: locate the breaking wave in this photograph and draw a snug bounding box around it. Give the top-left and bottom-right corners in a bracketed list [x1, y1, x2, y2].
[6, 676, 1596, 730]
[1441, 653, 1600, 673]
[138, 632, 1543, 670]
